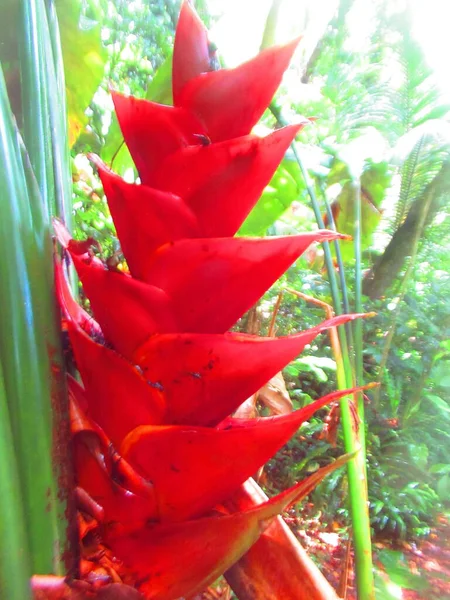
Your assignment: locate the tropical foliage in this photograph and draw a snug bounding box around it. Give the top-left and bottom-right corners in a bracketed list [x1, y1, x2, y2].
[1, 0, 449, 598]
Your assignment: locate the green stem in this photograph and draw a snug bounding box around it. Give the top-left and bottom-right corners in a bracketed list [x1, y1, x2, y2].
[353, 180, 366, 456]
[319, 183, 355, 353]
[271, 104, 375, 598]
[0, 363, 32, 600]
[260, 0, 285, 50]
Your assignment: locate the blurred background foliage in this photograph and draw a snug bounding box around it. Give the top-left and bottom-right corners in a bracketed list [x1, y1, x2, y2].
[3, 0, 448, 550]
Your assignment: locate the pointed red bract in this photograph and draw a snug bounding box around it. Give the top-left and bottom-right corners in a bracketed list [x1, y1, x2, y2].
[67, 321, 166, 445]
[120, 387, 358, 522]
[176, 38, 300, 142]
[146, 125, 304, 237]
[54, 255, 103, 339]
[112, 91, 207, 184]
[140, 232, 346, 333]
[68, 250, 177, 360]
[133, 314, 363, 426]
[73, 441, 157, 526]
[68, 379, 158, 524]
[105, 456, 350, 600]
[172, 0, 213, 105]
[92, 156, 201, 278]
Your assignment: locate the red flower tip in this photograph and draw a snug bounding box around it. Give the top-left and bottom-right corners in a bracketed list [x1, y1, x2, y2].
[138, 232, 346, 333]
[119, 385, 364, 523]
[54, 255, 103, 340]
[172, 0, 215, 105]
[176, 37, 301, 142]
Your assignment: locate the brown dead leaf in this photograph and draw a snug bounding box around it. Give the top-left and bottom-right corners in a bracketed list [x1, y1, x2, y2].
[258, 372, 293, 416]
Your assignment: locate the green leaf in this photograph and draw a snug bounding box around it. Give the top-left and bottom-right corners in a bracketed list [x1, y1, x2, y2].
[377, 549, 429, 591]
[2, 0, 72, 574]
[0, 0, 106, 148]
[239, 159, 301, 236]
[101, 112, 135, 177]
[437, 474, 450, 501]
[0, 363, 32, 600]
[326, 159, 391, 261]
[56, 0, 107, 146]
[286, 356, 336, 383]
[146, 54, 173, 105]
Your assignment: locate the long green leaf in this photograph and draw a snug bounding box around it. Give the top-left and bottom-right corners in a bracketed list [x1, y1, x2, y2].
[19, 0, 55, 217]
[0, 362, 32, 600]
[0, 51, 70, 576]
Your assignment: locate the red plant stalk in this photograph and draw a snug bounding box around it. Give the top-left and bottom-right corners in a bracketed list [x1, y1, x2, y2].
[44, 2, 367, 599]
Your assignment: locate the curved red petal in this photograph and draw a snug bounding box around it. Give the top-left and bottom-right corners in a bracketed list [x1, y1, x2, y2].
[67, 320, 166, 446]
[172, 0, 213, 105]
[54, 255, 102, 339]
[177, 38, 300, 142]
[148, 125, 304, 237]
[68, 380, 158, 524]
[105, 456, 350, 600]
[74, 440, 157, 526]
[133, 314, 363, 426]
[140, 231, 346, 333]
[111, 91, 207, 184]
[92, 156, 201, 277]
[69, 251, 177, 360]
[120, 387, 357, 522]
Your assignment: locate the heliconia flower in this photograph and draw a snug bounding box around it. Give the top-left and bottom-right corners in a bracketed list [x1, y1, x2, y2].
[54, 254, 103, 340]
[128, 232, 347, 332]
[55, 2, 366, 598]
[111, 91, 207, 182]
[92, 124, 305, 258]
[90, 155, 201, 278]
[68, 321, 166, 443]
[55, 220, 346, 357]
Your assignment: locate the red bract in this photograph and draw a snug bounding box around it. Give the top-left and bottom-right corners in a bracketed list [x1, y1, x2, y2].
[146, 125, 306, 237]
[133, 314, 363, 426]
[69, 378, 158, 525]
[173, 1, 301, 142]
[104, 454, 350, 600]
[138, 232, 346, 331]
[111, 91, 207, 182]
[120, 387, 363, 523]
[172, 0, 212, 104]
[56, 3, 365, 599]
[68, 321, 166, 442]
[176, 38, 301, 143]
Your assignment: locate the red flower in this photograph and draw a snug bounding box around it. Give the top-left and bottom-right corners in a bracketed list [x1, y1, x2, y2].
[55, 3, 364, 598]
